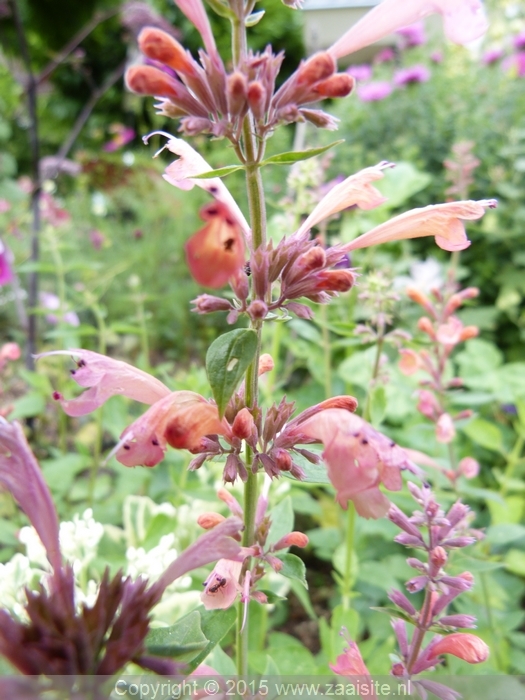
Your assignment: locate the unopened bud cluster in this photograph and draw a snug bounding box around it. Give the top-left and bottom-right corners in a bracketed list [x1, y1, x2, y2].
[387, 483, 487, 679]
[127, 25, 353, 142]
[399, 284, 481, 482]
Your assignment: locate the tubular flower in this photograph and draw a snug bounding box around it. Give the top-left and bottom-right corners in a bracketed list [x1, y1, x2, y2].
[295, 161, 392, 237]
[328, 0, 489, 60]
[201, 559, 243, 610]
[342, 200, 497, 253]
[38, 351, 231, 468]
[36, 349, 170, 416]
[296, 408, 418, 518]
[429, 633, 489, 664]
[330, 632, 377, 700]
[185, 202, 246, 289]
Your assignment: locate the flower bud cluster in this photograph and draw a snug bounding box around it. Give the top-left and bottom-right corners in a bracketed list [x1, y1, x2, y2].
[399, 284, 481, 483]
[386, 483, 487, 680]
[127, 24, 353, 143]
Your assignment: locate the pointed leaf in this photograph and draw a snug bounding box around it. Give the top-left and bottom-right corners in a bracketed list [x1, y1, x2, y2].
[245, 10, 265, 26]
[204, 0, 236, 20]
[191, 165, 245, 179]
[186, 607, 237, 672]
[278, 553, 308, 588]
[260, 140, 344, 167]
[145, 610, 207, 661]
[206, 329, 258, 417]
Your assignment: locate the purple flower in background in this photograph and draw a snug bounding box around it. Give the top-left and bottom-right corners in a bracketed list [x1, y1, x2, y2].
[357, 81, 393, 101]
[430, 50, 443, 63]
[0, 199, 11, 213]
[346, 64, 373, 81]
[394, 65, 431, 86]
[482, 47, 504, 65]
[375, 47, 396, 63]
[397, 21, 427, 48]
[103, 124, 136, 152]
[89, 228, 106, 250]
[513, 31, 525, 50]
[40, 292, 80, 327]
[0, 239, 14, 286]
[503, 51, 525, 77]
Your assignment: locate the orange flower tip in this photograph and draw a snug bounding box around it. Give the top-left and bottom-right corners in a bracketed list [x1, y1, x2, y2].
[298, 246, 326, 272]
[197, 513, 226, 529]
[316, 269, 355, 292]
[314, 73, 355, 98]
[126, 65, 180, 98]
[407, 286, 431, 306]
[138, 27, 195, 75]
[430, 633, 489, 664]
[232, 408, 255, 441]
[297, 52, 336, 85]
[321, 396, 358, 413]
[276, 532, 309, 549]
[258, 353, 274, 375]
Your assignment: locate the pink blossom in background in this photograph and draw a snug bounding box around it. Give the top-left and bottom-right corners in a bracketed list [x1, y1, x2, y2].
[40, 193, 70, 227]
[513, 31, 525, 50]
[482, 47, 504, 65]
[436, 412, 456, 444]
[346, 64, 373, 82]
[429, 633, 489, 664]
[0, 199, 11, 213]
[375, 47, 396, 63]
[201, 559, 242, 610]
[397, 21, 427, 48]
[357, 81, 393, 102]
[39, 292, 80, 327]
[0, 239, 14, 286]
[394, 65, 431, 86]
[103, 124, 136, 152]
[458, 457, 480, 479]
[430, 50, 443, 63]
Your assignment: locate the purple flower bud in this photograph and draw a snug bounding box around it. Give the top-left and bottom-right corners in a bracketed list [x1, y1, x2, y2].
[406, 575, 428, 593]
[247, 299, 268, 320]
[391, 618, 409, 656]
[439, 573, 473, 591]
[394, 533, 424, 547]
[441, 536, 477, 548]
[438, 614, 477, 629]
[388, 504, 423, 538]
[285, 302, 314, 320]
[192, 294, 233, 314]
[445, 501, 470, 528]
[388, 589, 416, 616]
[406, 557, 427, 572]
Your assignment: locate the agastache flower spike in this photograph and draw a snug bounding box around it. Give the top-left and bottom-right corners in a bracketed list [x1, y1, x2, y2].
[328, 0, 489, 60]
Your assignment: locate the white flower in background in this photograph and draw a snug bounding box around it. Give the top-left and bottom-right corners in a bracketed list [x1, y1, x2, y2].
[394, 258, 444, 292]
[18, 526, 49, 570]
[0, 554, 34, 619]
[126, 533, 190, 590]
[59, 508, 104, 575]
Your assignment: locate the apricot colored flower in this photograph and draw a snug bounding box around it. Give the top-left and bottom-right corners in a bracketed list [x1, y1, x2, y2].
[201, 559, 243, 610]
[298, 408, 417, 518]
[429, 633, 489, 664]
[328, 0, 488, 60]
[330, 633, 377, 700]
[343, 200, 497, 253]
[185, 202, 246, 288]
[295, 162, 391, 237]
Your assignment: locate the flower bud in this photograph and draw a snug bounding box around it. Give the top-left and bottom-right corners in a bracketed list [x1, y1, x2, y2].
[459, 325, 479, 341]
[230, 269, 250, 302]
[388, 589, 416, 616]
[417, 390, 439, 420]
[217, 487, 243, 517]
[126, 65, 183, 98]
[258, 354, 275, 376]
[314, 73, 355, 97]
[274, 531, 309, 551]
[227, 72, 248, 117]
[315, 269, 355, 292]
[192, 294, 233, 314]
[247, 299, 268, 320]
[297, 52, 336, 85]
[232, 408, 256, 441]
[399, 348, 421, 375]
[407, 286, 433, 311]
[439, 614, 477, 629]
[429, 633, 489, 664]
[458, 457, 479, 479]
[430, 546, 448, 575]
[285, 302, 314, 320]
[300, 108, 339, 130]
[138, 28, 196, 75]
[272, 447, 292, 472]
[297, 246, 326, 274]
[436, 413, 456, 444]
[417, 316, 436, 337]
[197, 512, 226, 529]
[406, 575, 428, 593]
[247, 81, 267, 121]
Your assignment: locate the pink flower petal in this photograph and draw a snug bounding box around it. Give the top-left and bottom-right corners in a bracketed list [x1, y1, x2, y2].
[328, 0, 488, 60]
[429, 633, 489, 663]
[201, 559, 243, 610]
[343, 200, 496, 253]
[296, 162, 392, 237]
[37, 350, 170, 416]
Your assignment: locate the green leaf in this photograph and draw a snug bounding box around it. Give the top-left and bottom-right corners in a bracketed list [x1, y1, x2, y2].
[268, 496, 294, 546]
[289, 579, 317, 620]
[376, 161, 431, 210]
[486, 523, 525, 546]
[206, 329, 258, 418]
[260, 140, 344, 166]
[278, 553, 308, 588]
[461, 418, 504, 453]
[145, 610, 208, 661]
[504, 549, 525, 577]
[191, 165, 244, 179]
[283, 451, 331, 485]
[245, 10, 264, 26]
[9, 392, 46, 419]
[204, 0, 236, 20]
[186, 607, 237, 673]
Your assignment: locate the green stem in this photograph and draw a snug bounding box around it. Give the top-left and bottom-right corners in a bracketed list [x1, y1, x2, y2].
[480, 571, 503, 671]
[362, 335, 384, 423]
[321, 304, 332, 400]
[500, 433, 524, 498]
[341, 502, 355, 610]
